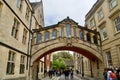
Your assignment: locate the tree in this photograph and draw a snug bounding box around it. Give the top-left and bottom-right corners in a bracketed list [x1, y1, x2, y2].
[52, 51, 74, 69]
[52, 57, 66, 69]
[53, 51, 73, 61]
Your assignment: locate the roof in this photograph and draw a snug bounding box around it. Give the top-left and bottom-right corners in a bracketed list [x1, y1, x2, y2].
[85, 0, 104, 20]
[30, 1, 42, 9]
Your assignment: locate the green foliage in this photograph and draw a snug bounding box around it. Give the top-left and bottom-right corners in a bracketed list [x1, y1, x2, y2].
[52, 51, 73, 69]
[53, 51, 73, 61]
[52, 57, 66, 69]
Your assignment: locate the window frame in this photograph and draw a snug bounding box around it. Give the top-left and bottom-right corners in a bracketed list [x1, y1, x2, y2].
[44, 31, 50, 41]
[16, 0, 22, 10]
[66, 24, 71, 37]
[101, 26, 107, 40]
[36, 33, 42, 44]
[90, 18, 95, 27]
[114, 16, 120, 32]
[25, 7, 30, 20]
[11, 18, 19, 39]
[106, 51, 113, 68]
[19, 55, 25, 74]
[6, 51, 15, 74]
[22, 28, 27, 44]
[79, 30, 84, 40]
[52, 29, 57, 39]
[109, 0, 117, 9]
[98, 10, 104, 21]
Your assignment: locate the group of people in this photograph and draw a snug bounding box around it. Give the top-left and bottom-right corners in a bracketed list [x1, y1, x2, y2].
[103, 66, 120, 80]
[63, 69, 74, 79]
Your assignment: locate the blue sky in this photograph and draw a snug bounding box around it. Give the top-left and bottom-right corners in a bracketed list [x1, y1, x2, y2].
[30, 0, 97, 27]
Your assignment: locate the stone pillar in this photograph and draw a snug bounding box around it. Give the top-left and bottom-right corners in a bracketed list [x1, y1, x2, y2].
[32, 61, 39, 80]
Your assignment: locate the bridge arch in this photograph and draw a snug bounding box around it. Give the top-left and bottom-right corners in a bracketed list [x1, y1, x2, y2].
[30, 17, 104, 80]
[31, 17, 102, 63]
[31, 37, 102, 64]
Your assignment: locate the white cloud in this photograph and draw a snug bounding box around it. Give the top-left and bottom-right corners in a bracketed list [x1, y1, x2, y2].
[30, 0, 97, 27]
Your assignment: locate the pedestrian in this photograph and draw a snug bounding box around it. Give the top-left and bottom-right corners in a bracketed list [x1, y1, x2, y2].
[115, 66, 120, 80]
[64, 69, 70, 79]
[103, 68, 108, 80]
[70, 69, 73, 78]
[107, 68, 116, 80]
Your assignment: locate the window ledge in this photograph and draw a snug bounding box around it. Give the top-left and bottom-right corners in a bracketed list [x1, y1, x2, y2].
[102, 37, 108, 42]
[114, 31, 120, 36]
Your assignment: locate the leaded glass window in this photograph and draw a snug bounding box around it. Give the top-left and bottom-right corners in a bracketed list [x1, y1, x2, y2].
[52, 29, 57, 39]
[44, 31, 50, 41]
[36, 33, 42, 43]
[114, 16, 120, 32]
[66, 24, 71, 37]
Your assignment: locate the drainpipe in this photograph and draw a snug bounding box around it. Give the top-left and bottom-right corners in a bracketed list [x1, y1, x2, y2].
[27, 10, 34, 80]
[82, 56, 84, 77]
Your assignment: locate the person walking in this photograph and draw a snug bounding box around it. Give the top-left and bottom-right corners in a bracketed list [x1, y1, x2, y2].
[103, 68, 108, 80]
[107, 68, 116, 80]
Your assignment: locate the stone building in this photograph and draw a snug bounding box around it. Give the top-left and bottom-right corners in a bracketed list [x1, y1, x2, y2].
[0, 0, 44, 80]
[81, 0, 120, 78]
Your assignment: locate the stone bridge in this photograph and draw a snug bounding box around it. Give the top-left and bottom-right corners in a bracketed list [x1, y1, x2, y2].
[31, 17, 102, 63]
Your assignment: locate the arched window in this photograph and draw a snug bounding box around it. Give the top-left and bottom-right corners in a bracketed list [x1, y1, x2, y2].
[52, 29, 57, 39]
[80, 31, 84, 40]
[44, 31, 50, 41]
[86, 33, 91, 43]
[36, 33, 42, 44]
[93, 35, 98, 45]
[73, 28, 76, 38]
[66, 24, 71, 37]
[61, 27, 64, 37]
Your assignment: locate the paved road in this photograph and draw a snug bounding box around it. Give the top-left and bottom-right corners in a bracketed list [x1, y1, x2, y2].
[41, 74, 88, 80]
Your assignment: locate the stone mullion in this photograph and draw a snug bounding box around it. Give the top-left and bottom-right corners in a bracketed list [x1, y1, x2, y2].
[84, 31, 87, 41]
[49, 30, 52, 40]
[90, 33, 94, 44]
[76, 27, 79, 38]
[56, 28, 59, 38]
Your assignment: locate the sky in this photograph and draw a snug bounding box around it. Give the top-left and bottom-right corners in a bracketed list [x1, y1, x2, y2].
[30, 0, 97, 27]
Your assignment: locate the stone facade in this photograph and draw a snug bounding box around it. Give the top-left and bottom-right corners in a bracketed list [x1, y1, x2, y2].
[0, 0, 44, 80]
[83, 0, 120, 78]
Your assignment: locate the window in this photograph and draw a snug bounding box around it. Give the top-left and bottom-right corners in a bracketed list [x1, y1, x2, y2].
[80, 31, 84, 40]
[36, 33, 42, 44]
[6, 51, 15, 74]
[106, 51, 113, 68]
[66, 24, 71, 37]
[0, 2, 3, 16]
[22, 28, 27, 44]
[16, 0, 22, 10]
[98, 10, 104, 20]
[11, 18, 19, 39]
[44, 31, 50, 41]
[73, 28, 76, 37]
[114, 16, 120, 32]
[102, 27, 107, 40]
[20, 55, 25, 74]
[52, 29, 57, 39]
[90, 18, 95, 27]
[93, 35, 98, 45]
[25, 7, 30, 20]
[61, 27, 64, 37]
[86, 33, 91, 43]
[110, 0, 117, 9]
